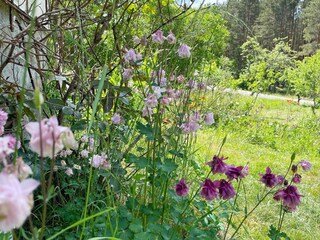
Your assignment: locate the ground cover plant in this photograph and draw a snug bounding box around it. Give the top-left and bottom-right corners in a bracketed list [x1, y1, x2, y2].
[0, 1, 317, 239]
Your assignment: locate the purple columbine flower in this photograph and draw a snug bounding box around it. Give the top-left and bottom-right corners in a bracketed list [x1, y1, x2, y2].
[206, 155, 229, 174]
[299, 160, 312, 171]
[292, 174, 301, 184]
[259, 167, 278, 188]
[276, 175, 285, 186]
[273, 185, 303, 212]
[200, 178, 220, 201]
[218, 179, 236, 200]
[175, 178, 189, 197]
[225, 165, 247, 181]
[204, 112, 215, 125]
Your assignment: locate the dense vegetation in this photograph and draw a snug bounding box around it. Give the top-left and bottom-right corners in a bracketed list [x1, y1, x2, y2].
[0, 0, 318, 239]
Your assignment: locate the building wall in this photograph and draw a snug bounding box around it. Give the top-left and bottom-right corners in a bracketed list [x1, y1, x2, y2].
[0, 0, 46, 89]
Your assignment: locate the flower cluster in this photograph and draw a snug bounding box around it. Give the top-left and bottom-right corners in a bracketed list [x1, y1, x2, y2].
[175, 155, 248, 201]
[260, 160, 312, 212]
[0, 109, 39, 232]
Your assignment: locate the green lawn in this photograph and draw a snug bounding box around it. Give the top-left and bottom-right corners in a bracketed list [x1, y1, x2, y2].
[196, 93, 320, 239]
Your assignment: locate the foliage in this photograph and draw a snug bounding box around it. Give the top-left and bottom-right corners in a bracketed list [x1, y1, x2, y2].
[237, 38, 296, 93]
[287, 50, 320, 106]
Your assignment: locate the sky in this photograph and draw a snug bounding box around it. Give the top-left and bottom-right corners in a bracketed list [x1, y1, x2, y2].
[192, 0, 227, 7]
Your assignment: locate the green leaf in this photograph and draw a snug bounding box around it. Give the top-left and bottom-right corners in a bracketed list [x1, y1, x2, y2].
[129, 219, 143, 233]
[136, 122, 154, 140]
[71, 120, 87, 131]
[158, 159, 178, 173]
[126, 154, 149, 169]
[62, 106, 74, 115]
[46, 98, 65, 110]
[267, 225, 291, 240]
[169, 150, 184, 158]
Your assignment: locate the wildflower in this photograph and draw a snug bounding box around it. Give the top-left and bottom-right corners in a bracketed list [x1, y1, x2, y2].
[186, 80, 197, 89]
[0, 173, 39, 232]
[225, 165, 247, 181]
[177, 74, 185, 83]
[198, 82, 206, 90]
[65, 167, 73, 176]
[292, 174, 301, 184]
[204, 112, 215, 125]
[273, 185, 303, 212]
[145, 94, 158, 108]
[61, 129, 77, 150]
[123, 68, 133, 81]
[133, 36, 140, 44]
[124, 48, 142, 63]
[299, 160, 312, 171]
[161, 97, 171, 105]
[80, 135, 89, 143]
[111, 113, 122, 125]
[90, 155, 104, 168]
[6, 135, 20, 150]
[260, 167, 278, 188]
[0, 136, 14, 161]
[277, 175, 285, 186]
[218, 180, 236, 200]
[25, 116, 73, 158]
[200, 178, 220, 201]
[178, 43, 191, 58]
[73, 164, 81, 170]
[142, 106, 153, 117]
[152, 30, 165, 44]
[3, 157, 33, 180]
[80, 149, 89, 158]
[175, 178, 189, 197]
[152, 86, 165, 99]
[206, 155, 229, 174]
[166, 31, 176, 44]
[180, 121, 200, 134]
[191, 111, 201, 123]
[100, 160, 111, 170]
[0, 109, 8, 127]
[60, 160, 67, 167]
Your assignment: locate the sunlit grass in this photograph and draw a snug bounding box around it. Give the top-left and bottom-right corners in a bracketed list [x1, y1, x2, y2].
[196, 94, 320, 240]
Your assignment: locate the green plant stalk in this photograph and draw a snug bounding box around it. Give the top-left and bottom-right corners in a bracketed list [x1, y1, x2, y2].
[47, 208, 115, 240]
[223, 179, 242, 240]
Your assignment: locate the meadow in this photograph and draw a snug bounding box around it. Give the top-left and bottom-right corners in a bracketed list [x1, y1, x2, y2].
[196, 92, 320, 239]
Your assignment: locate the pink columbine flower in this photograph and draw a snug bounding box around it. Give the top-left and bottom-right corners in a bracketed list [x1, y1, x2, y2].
[142, 106, 153, 117]
[299, 160, 312, 171]
[145, 94, 158, 108]
[111, 113, 122, 125]
[161, 97, 171, 105]
[206, 155, 229, 174]
[204, 112, 215, 125]
[191, 111, 201, 123]
[177, 75, 185, 83]
[123, 68, 133, 81]
[178, 43, 191, 58]
[3, 157, 33, 180]
[166, 31, 176, 44]
[80, 135, 89, 143]
[61, 130, 77, 150]
[175, 178, 189, 197]
[260, 167, 278, 188]
[124, 48, 142, 63]
[90, 155, 104, 168]
[65, 167, 73, 176]
[0, 109, 8, 127]
[25, 116, 75, 158]
[152, 30, 165, 44]
[0, 173, 39, 232]
[200, 178, 220, 201]
[80, 149, 89, 158]
[218, 180, 236, 200]
[273, 185, 303, 212]
[0, 136, 14, 162]
[180, 121, 200, 134]
[100, 160, 111, 170]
